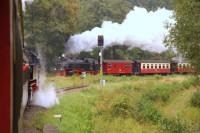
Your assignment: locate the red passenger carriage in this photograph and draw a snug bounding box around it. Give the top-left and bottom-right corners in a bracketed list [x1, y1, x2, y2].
[103, 60, 133, 75]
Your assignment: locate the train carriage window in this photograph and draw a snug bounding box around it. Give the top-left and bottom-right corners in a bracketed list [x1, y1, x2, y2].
[143, 64, 145, 69]
[183, 64, 186, 68]
[163, 64, 165, 69]
[151, 64, 153, 69]
[179, 64, 182, 68]
[147, 64, 149, 69]
[159, 64, 161, 69]
[166, 64, 169, 69]
[155, 64, 157, 69]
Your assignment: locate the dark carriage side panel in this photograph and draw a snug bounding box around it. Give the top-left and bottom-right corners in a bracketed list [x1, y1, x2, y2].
[13, 0, 24, 132]
[0, 0, 11, 132]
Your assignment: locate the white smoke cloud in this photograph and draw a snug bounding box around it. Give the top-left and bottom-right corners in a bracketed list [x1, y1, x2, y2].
[67, 7, 174, 53]
[32, 84, 59, 108]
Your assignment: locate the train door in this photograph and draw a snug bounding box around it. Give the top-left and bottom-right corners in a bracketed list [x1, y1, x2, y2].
[170, 62, 177, 73]
[133, 62, 140, 74]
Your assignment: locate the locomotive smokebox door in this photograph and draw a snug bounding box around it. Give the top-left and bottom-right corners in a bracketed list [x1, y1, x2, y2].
[98, 35, 104, 47]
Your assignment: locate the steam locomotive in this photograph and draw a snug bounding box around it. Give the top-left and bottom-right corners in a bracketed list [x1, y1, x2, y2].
[55, 58, 192, 76]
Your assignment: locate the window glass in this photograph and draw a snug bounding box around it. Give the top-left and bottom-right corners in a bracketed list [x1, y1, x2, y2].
[155, 64, 157, 69]
[143, 64, 145, 69]
[163, 64, 165, 69]
[147, 64, 149, 69]
[151, 64, 153, 69]
[159, 64, 161, 69]
[166, 64, 169, 69]
[179, 64, 182, 68]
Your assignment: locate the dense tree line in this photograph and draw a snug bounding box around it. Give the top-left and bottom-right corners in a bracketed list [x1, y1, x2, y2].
[24, 0, 80, 69]
[77, 45, 175, 61]
[128, 0, 173, 10]
[166, 0, 200, 73]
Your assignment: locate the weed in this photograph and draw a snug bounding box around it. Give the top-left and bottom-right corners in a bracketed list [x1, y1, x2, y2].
[111, 96, 133, 118]
[190, 91, 200, 108]
[134, 99, 162, 123]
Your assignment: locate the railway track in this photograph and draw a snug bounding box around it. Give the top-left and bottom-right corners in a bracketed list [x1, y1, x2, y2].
[56, 85, 88, 94]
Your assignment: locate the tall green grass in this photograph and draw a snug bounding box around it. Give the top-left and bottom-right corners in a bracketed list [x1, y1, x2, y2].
[33, 75, 199, 133]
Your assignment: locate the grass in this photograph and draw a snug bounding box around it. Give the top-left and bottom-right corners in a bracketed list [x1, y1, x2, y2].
[32, 74, 200, 133]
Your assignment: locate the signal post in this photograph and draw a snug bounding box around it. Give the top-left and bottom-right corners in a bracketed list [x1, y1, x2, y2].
[98, 35, 105, 86]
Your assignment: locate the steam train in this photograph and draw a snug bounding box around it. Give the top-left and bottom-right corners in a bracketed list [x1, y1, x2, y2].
[55, 58, 193, 76]
[0, 0, 40, 133]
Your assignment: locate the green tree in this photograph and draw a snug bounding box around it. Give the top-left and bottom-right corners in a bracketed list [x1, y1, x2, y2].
[166, 0, 200, 73]
[77, 0, 132, 32]
[128, 0, 173, 10]
[24, 0, 80, 69]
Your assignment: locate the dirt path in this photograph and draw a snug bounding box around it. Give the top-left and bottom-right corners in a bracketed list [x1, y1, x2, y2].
[162, 87, 196, 118]
[22, 106, 47, 133]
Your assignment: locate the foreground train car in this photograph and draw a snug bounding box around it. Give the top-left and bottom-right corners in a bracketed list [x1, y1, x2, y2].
[0, 0, 23, 132]
[0, 0, 39, 132]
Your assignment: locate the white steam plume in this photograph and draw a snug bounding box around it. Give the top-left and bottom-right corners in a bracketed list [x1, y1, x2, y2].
[32, 84, 59, 108]
[67, 7, 174, 53]
[31, 48, 59, 108]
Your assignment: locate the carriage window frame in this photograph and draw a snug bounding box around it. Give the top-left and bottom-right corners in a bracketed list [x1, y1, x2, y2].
[163, 64, 165, 69]
[143, 64, 145, 69]
[147, 64, 149, 69]
[183, 64, 186, 68]
[159, 64, 161, 69]
[151, 64, 153, 69]
[155, 64, 157, 69]
[166, 64, 169, 69]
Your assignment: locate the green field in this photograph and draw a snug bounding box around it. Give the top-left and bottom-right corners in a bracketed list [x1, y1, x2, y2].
[33, 75, 200, 133]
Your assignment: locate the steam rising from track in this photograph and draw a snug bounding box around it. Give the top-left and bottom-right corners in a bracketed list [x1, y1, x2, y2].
[67, 7, 174, 53]
[32, 83, 59, 108]
[31, 49, 59, 108]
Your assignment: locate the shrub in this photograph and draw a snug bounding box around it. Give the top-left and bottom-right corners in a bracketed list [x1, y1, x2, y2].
[160, 118, 190, 133]
[134, 99, 162, 123]
[111, 96, 133, 118]
[190, 91, 200, 108]
[144, 84, 176, 103]
[145, 88, 170, 102]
